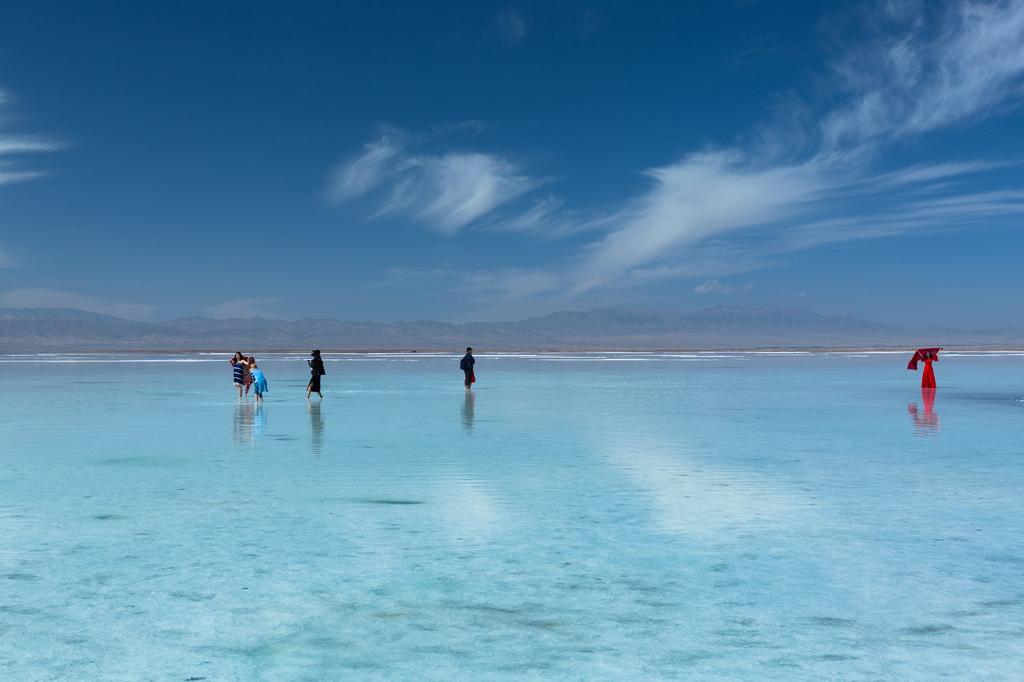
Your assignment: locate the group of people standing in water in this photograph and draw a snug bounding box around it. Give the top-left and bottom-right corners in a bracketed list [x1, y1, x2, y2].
[228, 352, 269, 402]
[229, 349, 326, 401]
[229, 347, 473, 400]
[229, 344, 934, 403]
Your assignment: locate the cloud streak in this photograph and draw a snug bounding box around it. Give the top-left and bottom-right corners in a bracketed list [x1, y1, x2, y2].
[332, 2, 1024, 304]
[495, 7, 527, 44]
[570, 153, 828, 292]
[0, 86, 57, 188]
[561, 1, 1024, 292]
[693, 279, 751, 295]
[821, 0, 1024, 149]
[329, 134, 541, 234]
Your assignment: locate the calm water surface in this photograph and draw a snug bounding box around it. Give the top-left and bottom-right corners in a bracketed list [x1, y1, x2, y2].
[1, 352, 1022, 680]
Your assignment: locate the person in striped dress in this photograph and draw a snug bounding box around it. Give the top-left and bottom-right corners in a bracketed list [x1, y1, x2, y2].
[229, 351, 246, 398]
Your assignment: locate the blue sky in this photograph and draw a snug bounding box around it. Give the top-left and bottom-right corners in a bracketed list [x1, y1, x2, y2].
[1, 0, 1023, 327]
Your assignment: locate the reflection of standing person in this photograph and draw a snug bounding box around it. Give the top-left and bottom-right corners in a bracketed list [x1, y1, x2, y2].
[460, 347, 475, 389]
[307, 350, 326, 399]
[253, 403, 266, 438]
[908, 387, 940, 434]
[233, 401, 254, 445]
[462, 389, 475, 432]
[308, 401, 324, 454]
[229, 352, 246, 398]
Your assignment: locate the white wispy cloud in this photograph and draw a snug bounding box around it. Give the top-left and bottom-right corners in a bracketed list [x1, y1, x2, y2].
[0, 138, 57, 155]
[334, 2, 1024, 304]
[495, 7, 528, 44]
[570, 153, 828, 292]
[384, 153, 537, 234]
[0, 86, 58, 188]
[329, 134, 542, 234]
[485, 195, 621, 238]
[821, 0, 1024, 149]
[694, 279, 728, 294]
[0, 288, 155, 320]
[563, 0, 1024, 292]
[850, 159, 1012, 189]
[488, 195, 566, 233]
[328, 136, 401, 201]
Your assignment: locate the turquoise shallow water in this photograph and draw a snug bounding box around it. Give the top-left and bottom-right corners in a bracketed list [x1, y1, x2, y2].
[1, 351, 1022, 680]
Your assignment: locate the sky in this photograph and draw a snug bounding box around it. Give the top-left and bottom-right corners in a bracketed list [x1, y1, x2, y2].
[1, 0, 1023, 327]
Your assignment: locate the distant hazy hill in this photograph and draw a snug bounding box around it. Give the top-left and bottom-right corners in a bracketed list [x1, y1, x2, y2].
[0, 305, 1020, 350]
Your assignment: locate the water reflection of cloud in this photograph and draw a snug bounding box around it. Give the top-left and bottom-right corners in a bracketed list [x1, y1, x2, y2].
[254, 404, 266, 439]
[434, 479, 501, 543]
[596, 430, 809, 536]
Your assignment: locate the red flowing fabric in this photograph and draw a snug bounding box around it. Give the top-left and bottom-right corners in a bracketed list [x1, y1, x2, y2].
[469, 370, 476, 385]
[907, 347, 941, 371]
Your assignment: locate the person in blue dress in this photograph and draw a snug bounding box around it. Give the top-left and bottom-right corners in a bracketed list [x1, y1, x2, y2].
[248, 357, 268, 403]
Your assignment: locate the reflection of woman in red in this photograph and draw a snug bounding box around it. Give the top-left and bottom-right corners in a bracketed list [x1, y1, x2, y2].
[908, 387, 940, 434]
[907, 347, 941, 389]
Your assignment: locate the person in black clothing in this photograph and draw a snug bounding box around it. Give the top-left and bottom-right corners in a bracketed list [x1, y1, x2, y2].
[307, 349, 326, 399]
[460, 347, 475, 389]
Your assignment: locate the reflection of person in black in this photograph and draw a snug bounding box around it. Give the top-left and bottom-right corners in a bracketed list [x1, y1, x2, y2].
[308, 400, 324, 453]
[459, 347, 475, 389]
[307, 349, 326, 399]
[462, 389, 475, 432]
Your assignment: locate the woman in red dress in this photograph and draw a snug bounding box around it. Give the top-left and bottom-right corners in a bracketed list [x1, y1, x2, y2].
[920, 351, 937, 389]
[907, 347, 940, 389]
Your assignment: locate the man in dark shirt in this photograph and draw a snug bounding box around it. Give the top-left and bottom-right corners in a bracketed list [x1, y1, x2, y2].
[459, 347, 475, 389]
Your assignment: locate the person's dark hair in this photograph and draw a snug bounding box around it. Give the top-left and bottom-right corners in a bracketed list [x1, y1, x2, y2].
[233, 351, 244, 361]
[466, 347, 473, 352]
[311, 349, 321, 356]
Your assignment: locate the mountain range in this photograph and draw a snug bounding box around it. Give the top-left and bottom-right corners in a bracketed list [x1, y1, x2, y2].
[1, 306, 1021, 351]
